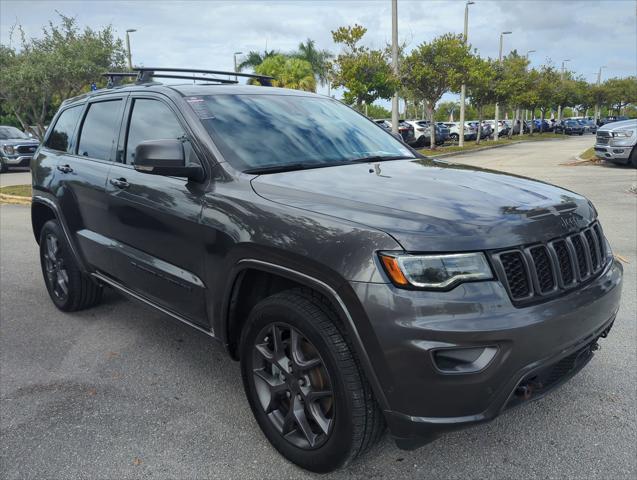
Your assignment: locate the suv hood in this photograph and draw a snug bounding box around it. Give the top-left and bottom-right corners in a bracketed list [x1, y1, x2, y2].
[1, 138, 39, 146]
[251, 158, 596, 251]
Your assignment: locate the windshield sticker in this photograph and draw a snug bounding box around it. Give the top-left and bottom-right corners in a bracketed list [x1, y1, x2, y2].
[186, 97, 215, 120]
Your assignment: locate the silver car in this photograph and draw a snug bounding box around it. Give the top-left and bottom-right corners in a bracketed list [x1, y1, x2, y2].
[594, 119, 637, 167]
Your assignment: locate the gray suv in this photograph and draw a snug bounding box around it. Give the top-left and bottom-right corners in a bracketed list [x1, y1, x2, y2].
[31, 68, 623, 472]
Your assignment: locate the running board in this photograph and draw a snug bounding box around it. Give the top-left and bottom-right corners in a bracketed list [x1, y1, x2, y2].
[92, 272, 216, 339]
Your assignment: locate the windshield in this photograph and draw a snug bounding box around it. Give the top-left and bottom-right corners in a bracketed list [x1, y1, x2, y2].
[187, 94, 414, 171]
[0, 126, 29, 140]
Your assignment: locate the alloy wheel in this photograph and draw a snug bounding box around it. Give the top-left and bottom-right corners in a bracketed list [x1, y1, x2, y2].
[252, 322, 335, 449]
[43, 233, 69, 301]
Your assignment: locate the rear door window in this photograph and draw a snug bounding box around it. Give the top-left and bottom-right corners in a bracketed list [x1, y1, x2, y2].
[77, 100, 123, 161]
[45, 106, 83, 152]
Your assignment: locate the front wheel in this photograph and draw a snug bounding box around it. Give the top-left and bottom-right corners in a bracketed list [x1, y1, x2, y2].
[39, 220, 103, 311]
[0, 158, 7, 173]
[240, 290, 384, 472]
[630, 146, 637, 168]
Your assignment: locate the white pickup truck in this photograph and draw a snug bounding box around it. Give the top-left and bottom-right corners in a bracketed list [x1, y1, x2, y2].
[594, 119, 637, 167]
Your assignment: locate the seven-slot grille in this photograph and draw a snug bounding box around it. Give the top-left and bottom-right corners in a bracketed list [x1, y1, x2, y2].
[493, 222, 608, 303]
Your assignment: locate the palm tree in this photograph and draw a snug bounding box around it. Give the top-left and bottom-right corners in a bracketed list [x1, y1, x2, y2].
[237, 49, 278, 72]
[294, 39, 333, 92]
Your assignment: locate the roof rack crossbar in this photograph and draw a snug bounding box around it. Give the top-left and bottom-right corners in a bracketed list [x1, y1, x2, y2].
[103, 72, 137, 88]
[133, 67, 273, 86]
[144, 74, 238, 84]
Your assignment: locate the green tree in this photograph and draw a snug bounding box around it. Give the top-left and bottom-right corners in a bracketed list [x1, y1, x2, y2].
[293, 39, 333, 91]
[534, 65, 560, 129]
[603, 76, 637, 115]
[466, 56, 498, 143]
[254, 54, 316, 91]
[0, 14, 125, 138]
[400, 33, 472, 147]
[495, 52, 530, 137]
[237, 49, 278, 72]
[330, 24, 397, 108]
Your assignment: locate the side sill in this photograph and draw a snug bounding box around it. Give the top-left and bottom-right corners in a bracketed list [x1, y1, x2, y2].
[92, 272, 217, 339]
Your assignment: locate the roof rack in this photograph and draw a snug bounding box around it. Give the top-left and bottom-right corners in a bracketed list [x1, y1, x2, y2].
[103, 72, 137, 88]
[133, 67, 274, 86]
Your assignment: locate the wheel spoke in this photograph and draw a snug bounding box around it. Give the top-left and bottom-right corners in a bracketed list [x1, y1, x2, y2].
[253, 369, 288, 414]
[291, 396, 318, 447]
[290, 329, 321, 371]
[57, 270, 69, 296]
[306, 401, 332, 435]
[46, 236, 57, 260]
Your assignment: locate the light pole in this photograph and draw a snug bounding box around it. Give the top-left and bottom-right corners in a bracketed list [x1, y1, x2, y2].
[557, 59, 570, 121]
[493, 31, 512, 141]
[125, 29, 137, 70]
[391, 0, 399, 135]
[233, 51, 243, 82]
[458, 0, 474, 147]
[595, 65, 607, 122]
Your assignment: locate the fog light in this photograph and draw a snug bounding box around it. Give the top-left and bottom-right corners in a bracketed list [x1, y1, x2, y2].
[432, 346, 498, 374]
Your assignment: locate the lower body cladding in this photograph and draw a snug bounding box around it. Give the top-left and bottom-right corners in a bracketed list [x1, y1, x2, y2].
[349, 259, 623, 449]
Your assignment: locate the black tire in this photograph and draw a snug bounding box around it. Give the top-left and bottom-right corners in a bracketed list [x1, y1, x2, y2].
[240, 289, 384, 473]
[449, 133, 459, 142]
[0, 158, 7, 173]
[39, 219, 103, 311]
[630, 147, 637, 168]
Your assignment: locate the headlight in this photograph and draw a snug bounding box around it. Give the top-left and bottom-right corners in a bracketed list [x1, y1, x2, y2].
[612, 130, 633, 137]
[2, 145, 15, 155]
[379, 252, 493, 289]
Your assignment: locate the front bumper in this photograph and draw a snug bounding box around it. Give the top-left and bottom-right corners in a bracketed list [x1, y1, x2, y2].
[594, 144, 632, 163]
[349, 258, 623, 447]
[1, 154, 33, 167]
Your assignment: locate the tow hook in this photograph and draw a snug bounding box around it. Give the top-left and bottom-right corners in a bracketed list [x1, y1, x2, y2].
[590, 342, 600, 352]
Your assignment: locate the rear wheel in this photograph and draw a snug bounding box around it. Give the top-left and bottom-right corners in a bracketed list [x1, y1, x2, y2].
[39, 220, 103, 311]
[630, 146, 637, 168]
[240, 290, 384, 472]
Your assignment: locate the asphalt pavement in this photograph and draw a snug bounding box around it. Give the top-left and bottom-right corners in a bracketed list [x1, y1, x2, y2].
[1, 135, 635, 479]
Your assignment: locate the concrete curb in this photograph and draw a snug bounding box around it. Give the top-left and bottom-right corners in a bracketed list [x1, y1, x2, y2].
[0, 193, 31, 205]
[424, 137, 567, 159]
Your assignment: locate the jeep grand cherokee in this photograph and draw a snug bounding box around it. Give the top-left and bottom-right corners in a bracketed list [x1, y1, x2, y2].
[31, 68, 623, 473]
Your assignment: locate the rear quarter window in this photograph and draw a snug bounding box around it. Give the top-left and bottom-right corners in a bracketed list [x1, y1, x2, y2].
[45, 106, 83, 152]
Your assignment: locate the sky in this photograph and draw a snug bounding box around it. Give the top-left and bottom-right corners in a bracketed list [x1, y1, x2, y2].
[1, 0, 636, 106]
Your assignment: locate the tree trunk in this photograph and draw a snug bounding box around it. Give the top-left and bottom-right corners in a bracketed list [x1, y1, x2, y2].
[427, 104, 436, 149]
[476, 106, 483, 145]
[540, 109, 546, 132]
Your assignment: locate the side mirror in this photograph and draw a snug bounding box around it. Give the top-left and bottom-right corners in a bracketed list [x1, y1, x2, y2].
[134, 139, 204, 181]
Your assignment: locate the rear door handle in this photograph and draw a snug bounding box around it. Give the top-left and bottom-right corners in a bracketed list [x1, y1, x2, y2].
[109, 177, 130, 189]
[57, 164, 73, 173]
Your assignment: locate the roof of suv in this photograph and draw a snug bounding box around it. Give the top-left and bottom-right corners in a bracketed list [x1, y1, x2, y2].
[61, 82, 318, 107]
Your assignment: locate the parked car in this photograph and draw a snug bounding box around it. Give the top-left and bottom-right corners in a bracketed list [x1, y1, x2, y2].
[407, 120, 447, 147]
[555, 119, 584, 135]
[483, 120, 509, 136]
[594, 118, 637, 167]
[443, 122, 477, 141]
[598, 116, 629, 126]
[533, 119, 553, 132]
[31, 68, 623, 472]
[580, 119, 597, 134]
[0, 126, 40, 173]
[375, 119, 415, 144]
[467, 121, 490, 139]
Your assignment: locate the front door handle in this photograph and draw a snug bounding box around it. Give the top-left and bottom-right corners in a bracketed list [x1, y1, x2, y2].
[57, 164, 73, 173]
[109, 177, 130, 189]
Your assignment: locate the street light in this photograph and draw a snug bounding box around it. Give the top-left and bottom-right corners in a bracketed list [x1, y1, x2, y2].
[233, 51, 243, 82]
[557, 59, 571, 121]
[458, 0, 475, 147]
[526, 49, 536, 59]
[493, 31, 512, 141]
[595, 65, 607, 122]
[125, 29, 137, 70]
[391, 0, 399, 135]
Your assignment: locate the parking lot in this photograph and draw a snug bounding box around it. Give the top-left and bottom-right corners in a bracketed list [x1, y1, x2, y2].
[1, 135, 635, 479]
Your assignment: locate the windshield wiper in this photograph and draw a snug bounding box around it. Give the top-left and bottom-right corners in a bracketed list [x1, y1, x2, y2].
[243, 162, 328, 175]
[348, 155, 414, 164]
